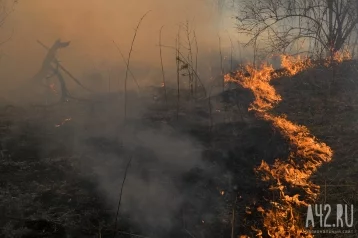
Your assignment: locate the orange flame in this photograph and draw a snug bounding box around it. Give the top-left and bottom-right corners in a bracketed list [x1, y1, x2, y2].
[333, 49, 351, 63]
[225, 54, 338, 237]
[280, 55, 312, 76]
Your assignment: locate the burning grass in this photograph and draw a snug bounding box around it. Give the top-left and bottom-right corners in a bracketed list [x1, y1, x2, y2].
[224, 54, 349, 237]
[1, 48, 357, 237]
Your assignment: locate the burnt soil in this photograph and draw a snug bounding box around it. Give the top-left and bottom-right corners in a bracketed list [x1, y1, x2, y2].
[1, 61, 358, 237]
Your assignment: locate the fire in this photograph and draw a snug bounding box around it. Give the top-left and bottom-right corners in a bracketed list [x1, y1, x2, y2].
[225, 53, 339, 237]
[332, 49, 351, 63]
[280, 55, 312, 76]
[323, 49, 352, 67]
[49, 82, 58, 94]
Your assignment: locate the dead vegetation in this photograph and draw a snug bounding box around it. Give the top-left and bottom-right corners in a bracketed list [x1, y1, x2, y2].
[0, 16, 358, 238]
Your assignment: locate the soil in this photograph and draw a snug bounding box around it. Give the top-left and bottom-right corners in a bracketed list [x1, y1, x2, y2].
[1, 61, 358, 237]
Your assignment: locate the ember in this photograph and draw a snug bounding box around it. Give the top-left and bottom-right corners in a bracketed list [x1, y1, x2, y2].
[55, 117, 72, 127]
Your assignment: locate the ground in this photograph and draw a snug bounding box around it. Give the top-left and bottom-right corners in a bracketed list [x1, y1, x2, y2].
[1, 60, 358, 237]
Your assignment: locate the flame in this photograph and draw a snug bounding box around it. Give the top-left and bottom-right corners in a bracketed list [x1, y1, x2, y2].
[324, 49, 352, 66]
[280, 55, 312, 76]
[225, 54, 340, 237]
[49, 82, 58, 94]
[333, 49, 351, 63]
[55, 117, 72, 127]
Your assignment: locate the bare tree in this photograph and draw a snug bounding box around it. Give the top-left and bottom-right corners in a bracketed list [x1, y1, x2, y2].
[235, 0, 358, 57]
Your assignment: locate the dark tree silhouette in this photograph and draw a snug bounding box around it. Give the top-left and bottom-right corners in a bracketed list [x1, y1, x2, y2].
[235, 0, 358, 57]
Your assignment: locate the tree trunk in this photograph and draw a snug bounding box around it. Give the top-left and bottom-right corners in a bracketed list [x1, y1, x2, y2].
[327, 0, 335, 58]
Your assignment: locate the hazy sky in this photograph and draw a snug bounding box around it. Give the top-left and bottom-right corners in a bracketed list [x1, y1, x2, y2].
[0, 0, 240, 94]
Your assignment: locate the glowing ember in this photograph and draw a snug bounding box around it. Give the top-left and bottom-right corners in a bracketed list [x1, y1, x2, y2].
[55, 117, 72, 127]
[49, 82, 58, 94]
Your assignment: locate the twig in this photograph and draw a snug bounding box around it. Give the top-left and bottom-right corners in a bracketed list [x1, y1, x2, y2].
[0, 28, 13, 47]
[159, 43, 207, 97]
[176, 27, 181, 120]
[112, 40, 140, 91]
[184, 20, 194, 98]
[193, 31, 198, 75]
[184, 228, 197, 238]
[253, 38, 258, 68]
[218, 34, 224, 92]
[123, 10, 151, 121]
[226, 30, 234, 72]
[193, 30, 199, 98]
[114, 231, 150, 238]
[207, 63, 216, 133]
[159, 25, 167, 105]
[113, 157, 132, 238]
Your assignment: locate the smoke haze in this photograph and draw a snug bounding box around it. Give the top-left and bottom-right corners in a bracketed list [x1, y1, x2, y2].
[0, 1, 244, 234]
[0, 0, 243, 97]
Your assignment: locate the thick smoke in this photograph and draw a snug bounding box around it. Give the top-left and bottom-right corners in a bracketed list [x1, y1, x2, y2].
[81, 123, 204, 231]
[0, 0, 245, 234]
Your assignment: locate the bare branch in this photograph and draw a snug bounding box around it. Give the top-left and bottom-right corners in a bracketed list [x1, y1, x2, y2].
[235, 0, 358, 56]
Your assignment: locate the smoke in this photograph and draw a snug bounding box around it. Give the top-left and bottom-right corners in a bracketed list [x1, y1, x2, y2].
[0, 0, 243, 233]
[0, 0, 246, 97]
[78, 120, 204, 232]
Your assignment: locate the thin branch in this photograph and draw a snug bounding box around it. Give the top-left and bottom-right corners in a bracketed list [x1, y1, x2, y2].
[123, 10, 151, 121]
[113, 157, 132, 238]
[112, 40, 140, 91]
[193, 30, 199, 96]
[218, 34, 224, 92]
[157, 43, 207, 97]
[159, 25, 167, 104]
[176, 26, 181, 120]
[226, 30, 234, 72]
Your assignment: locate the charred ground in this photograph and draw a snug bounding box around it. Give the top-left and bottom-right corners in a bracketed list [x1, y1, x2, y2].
[0, 60, 358, 237]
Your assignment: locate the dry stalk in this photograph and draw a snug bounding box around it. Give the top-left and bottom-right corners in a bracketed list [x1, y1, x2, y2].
[226, 30, 234, 72]
[218, 34, 224, 92]
[184, 20, 194, 99]
[113, 157, 132, 238]
[208, 66, 215, 132]
[159, 25, 167, 105]
[123, 10, 151, 121]
[176, 27, 181, 120]
[112, 41, 140, 92]
[160, 43, 207, 97]
[193, 30, 199, 98]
